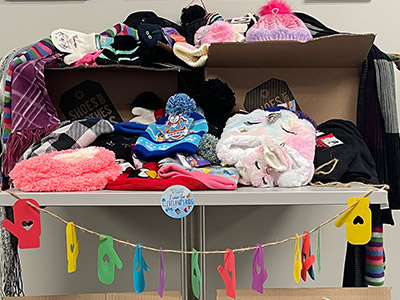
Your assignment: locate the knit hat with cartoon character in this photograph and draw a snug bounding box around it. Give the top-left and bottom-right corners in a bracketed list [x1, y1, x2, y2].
[132, 93, 208, 161]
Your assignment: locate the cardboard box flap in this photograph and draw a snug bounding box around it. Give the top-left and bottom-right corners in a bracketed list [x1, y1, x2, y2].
[207, 33, 375, 68]
[46, 64, 183, 72]
[216, 288, 391, 300]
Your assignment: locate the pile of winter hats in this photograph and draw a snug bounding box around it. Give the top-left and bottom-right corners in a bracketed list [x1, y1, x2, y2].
[172, 0, 313, 67]
[50, 0, 313, 68]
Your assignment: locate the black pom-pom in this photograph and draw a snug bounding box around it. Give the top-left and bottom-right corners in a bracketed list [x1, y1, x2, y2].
[131, 92, 164, 110]
[181, 4, 206, 26]
[193, 78, 236, 123]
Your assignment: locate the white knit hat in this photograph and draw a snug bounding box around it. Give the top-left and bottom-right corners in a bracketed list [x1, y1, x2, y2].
[173, 42, 209, 67]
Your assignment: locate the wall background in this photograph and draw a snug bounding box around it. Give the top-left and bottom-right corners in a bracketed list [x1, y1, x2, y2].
[0, 0, 399, 300]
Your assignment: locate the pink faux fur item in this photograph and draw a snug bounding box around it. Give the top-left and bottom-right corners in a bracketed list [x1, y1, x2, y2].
[194, 21, 236, 45]
[10, 147, 122, 192]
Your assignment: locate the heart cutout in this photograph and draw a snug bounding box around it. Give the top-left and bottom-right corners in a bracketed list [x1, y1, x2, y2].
[103, 253, 110, 263]
[353, 215, 364, 225]
[22, 220, 33, 231]
[228, 270, 233, 279]
[70, 244, 75, 253]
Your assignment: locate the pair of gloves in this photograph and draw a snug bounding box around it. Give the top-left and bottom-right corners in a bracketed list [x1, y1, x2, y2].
[51, 29, 114, 65]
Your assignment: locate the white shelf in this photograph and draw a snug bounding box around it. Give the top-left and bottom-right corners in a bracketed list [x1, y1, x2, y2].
[0, 185, 388, 207]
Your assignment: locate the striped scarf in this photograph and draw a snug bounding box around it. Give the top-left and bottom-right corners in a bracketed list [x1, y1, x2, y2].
[365, 226, 385, 286]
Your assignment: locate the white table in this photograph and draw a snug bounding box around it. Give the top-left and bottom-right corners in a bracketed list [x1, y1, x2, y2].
[0, 185, 388, 300]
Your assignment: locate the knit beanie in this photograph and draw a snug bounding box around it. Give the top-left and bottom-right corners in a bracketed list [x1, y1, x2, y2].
[246, 0, 312, 42]
[137, 23, 166, 49]
[95, 35, 149, 65]
[132, 93, 208, 161]
[173, 42, 209, 67]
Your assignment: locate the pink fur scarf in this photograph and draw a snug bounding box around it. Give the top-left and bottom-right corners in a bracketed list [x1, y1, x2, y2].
[10, 147, 122, 192]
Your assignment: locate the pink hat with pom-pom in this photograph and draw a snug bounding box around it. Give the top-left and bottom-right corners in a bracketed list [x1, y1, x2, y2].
[246, 0, 312, 42]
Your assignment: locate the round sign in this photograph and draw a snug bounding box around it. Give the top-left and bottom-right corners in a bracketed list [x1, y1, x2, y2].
[161, 185, 194, 219]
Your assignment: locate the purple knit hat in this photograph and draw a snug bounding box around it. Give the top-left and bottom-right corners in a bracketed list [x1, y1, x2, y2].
[246, 0, 312, 42]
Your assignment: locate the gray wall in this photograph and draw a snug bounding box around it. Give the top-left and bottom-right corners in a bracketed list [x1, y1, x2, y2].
[1, 0, 399, 299]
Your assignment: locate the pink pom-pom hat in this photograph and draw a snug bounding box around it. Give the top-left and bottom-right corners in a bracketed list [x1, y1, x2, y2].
[246, 0, 312, 42]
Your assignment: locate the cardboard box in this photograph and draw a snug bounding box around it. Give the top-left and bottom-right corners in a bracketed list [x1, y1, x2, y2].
[216, 287, 391, 300]
[45, 34, 374, 126]
[205, 33, 375, 124]
[4, 291, 182, 300]
[45, 65, 181, 122]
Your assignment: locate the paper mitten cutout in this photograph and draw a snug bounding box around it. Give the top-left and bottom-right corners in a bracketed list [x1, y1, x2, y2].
[97, 235, 123, 285]
[2, 199, 41, 249]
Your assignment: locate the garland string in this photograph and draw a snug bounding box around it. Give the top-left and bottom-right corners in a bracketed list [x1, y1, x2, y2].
[5, 186, 388, 255]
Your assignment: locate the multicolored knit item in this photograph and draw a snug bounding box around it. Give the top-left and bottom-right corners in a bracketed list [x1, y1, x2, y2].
[196, 133, 220, 165]
[387, 53, 400, 71]
[95, 36, 146, 66]
[101, 23, 138, 39]
[205, 12, 224, 25]
[365, 225, 385, 286]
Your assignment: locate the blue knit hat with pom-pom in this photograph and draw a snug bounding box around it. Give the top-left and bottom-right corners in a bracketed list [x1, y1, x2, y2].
[133, 93, 208, 161]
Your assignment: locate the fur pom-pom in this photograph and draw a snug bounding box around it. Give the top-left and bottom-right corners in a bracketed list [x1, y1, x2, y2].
[196, 21, 236, 45]
[259, 0, 293, 16]
[166, 93, 197, 119]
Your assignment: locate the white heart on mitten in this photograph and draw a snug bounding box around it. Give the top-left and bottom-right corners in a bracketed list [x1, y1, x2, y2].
[51, 29, 99, 65]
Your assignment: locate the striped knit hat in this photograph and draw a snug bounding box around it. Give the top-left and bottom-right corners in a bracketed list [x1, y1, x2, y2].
[95, 35, 149, 65]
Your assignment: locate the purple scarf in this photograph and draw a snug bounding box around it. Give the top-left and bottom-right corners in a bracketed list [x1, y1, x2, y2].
[3, 54, 61, 175]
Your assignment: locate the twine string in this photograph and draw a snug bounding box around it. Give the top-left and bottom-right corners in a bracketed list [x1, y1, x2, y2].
[314, 158, 339, 175]
[5, 185, 387, 255]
